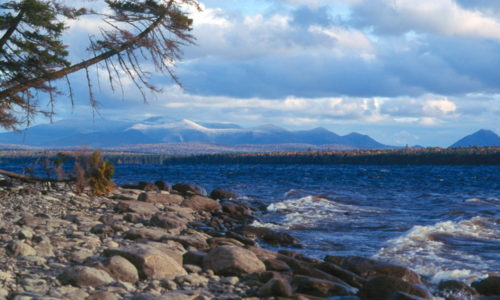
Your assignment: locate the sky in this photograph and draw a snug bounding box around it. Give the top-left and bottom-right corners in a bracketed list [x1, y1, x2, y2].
[36, 0, 500, 146]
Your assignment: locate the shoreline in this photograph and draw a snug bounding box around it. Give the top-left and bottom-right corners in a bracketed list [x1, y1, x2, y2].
[0, 178, 498, 299]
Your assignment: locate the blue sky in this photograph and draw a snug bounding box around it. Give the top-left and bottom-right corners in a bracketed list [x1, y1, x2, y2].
[38, 0, 500, 146]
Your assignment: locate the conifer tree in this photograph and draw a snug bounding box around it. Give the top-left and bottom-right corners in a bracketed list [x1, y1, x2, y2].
[0, 0, 199, 129]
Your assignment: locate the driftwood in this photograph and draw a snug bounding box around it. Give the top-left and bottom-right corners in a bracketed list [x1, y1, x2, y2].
[0, 169, 75, 183]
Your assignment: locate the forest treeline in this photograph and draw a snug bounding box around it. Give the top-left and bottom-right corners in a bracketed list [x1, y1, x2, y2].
[0, 147, 499, 166]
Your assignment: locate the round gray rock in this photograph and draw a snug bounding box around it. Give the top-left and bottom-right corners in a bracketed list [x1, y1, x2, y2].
[203, 245, 265, 276]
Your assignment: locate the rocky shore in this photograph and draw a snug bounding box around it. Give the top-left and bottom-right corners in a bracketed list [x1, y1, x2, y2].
[0, 177, 498, 300]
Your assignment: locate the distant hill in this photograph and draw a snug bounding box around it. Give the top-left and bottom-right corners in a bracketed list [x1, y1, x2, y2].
[449, 129, 500, 148]
[0, 118, 393, 150]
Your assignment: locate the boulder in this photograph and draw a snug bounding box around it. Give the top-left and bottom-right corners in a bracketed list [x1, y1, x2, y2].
[315, 262, 366, 289]
[154, 180, 170, 191]
[388, 291, 429, 300]
[437, 280, 478, 298]
[172, 183, 207, 197]
[226, 231, 257, 246]
[6, 240, 36, 256]
[114, 201, 159, 215]
[137, 192, 183, 204]
[238, 226, 299, 246]
[181, 196, 221, 212]
[246, 246, 279, 261]
[278, 255, 349, 286]
[210, 189, 238, 200]
[259, 278, 294, 297]
[150, 212, 188, 231]
[291, 275, 357, 297]
[472, 276, 500, 296]
[358, 275, 432, 300]
[163, 230, 210, 249]
[207, 237, 244, 248]
[324, 256, 379, 276]
[366, 263, 422, 284]
[264, 258, 292, 272]
[86, 291, 120, 300]
[124, 228, 168, 241]
[104, 243, 186, 280]
[60, 266, 114, 287]
[203, 245, 266, 276]
[104, 255, 139, 284]
[183, 250, 206, 266]
[221, 201, 253, 219]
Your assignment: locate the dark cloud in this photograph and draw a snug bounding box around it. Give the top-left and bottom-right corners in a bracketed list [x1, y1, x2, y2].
[180, 32, 500, 99]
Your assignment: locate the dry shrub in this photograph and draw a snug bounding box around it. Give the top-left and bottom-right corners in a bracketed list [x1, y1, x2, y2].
[74, 151, 115, 196]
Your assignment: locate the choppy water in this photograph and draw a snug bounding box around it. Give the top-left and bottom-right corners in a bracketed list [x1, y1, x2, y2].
[3, 163, 499, 282]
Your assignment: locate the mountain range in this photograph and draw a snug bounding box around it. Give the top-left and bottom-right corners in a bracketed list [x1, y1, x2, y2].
[0, 117, 498, 152]
[0, 117, 389, 151]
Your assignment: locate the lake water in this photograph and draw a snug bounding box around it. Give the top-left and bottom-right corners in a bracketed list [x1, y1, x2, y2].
[4, 163, 500, 283]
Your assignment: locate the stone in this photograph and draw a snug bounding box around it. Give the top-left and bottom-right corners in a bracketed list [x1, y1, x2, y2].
[60, 266, 114, 287]
[291, 275, 357, 297]
[262, 231, 299, 246]
[163, 230, 209, 249]
[175, 274, 209, 287]
[366, 263, 423, 284]
[137, 192, 183, 204]
[154, 180, 170, 191]
[104, 255, 139, 283]
[21, 278, 48, 294]
[172, 183, 207, 197]
[203, 245, 265, 276]
[181, 196, 221, 212]
[264, 258, 292, 272]
[124, 228, 168, 241]
[7, 240, 37, 256]
[246, 246, 279, 261]
[210, 189, 238, 200]
[183, 250, 206, 266]
[104, 243, 186, 280]
[220, 276, 240, 285]
[226, 231, 256, 246]
[18, 228, 34, 240]
[315, 262, 366, 289]
[259, 278, 293, 297]
[388, 291, 429, 300]
[184, 264, 202, 274]
[114, 201, 159, 215]
[150, 213, 188, 231]
[472, 276, 500, 296]
[324, 256, 379, 276]
[358, 275, 432, 300]
[86, 291, 120, 300]
[437, 280, 478, 298]
[207, 237, 244, 248]
[16, 216, 47, 227]
[34, 239, 55, 257]
[278, 255, 350, 285]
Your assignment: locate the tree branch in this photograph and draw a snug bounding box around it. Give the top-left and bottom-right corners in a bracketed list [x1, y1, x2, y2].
[0, 0, 175, 100]
[0, 168, 74, 183]
[0, 10, 25, 50]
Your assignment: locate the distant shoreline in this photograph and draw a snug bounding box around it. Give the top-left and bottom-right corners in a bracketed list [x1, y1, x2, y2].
[0, 147, 499, 166]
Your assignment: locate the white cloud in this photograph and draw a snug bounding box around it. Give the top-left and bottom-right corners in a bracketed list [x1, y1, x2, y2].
[187, 5, 375, 60]
[354, 0, 500, 39]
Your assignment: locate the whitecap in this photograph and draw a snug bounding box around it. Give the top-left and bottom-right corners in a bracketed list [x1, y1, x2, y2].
[373, 216, 500, 283]
[266, 196, 384, 229]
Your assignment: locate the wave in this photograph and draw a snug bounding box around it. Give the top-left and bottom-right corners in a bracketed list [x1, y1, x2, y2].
[373, 216, 500, 283]
[265, 195, 385, 229]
